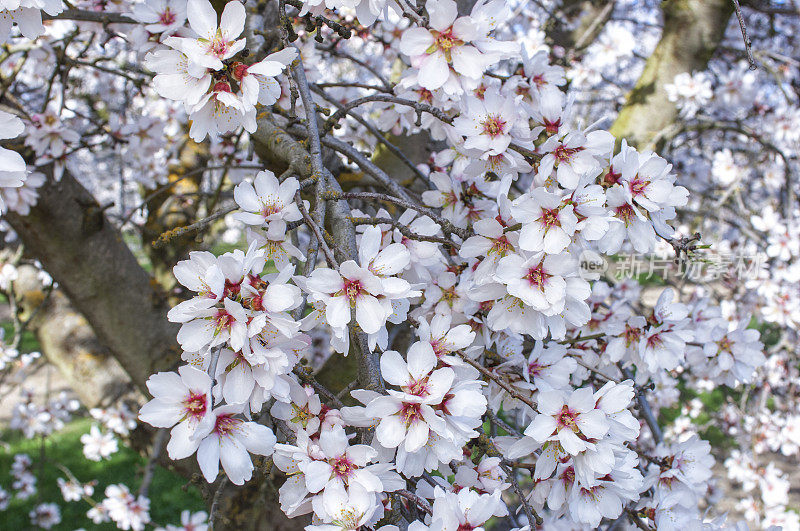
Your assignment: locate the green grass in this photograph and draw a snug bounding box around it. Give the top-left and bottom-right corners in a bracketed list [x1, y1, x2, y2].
[0, 322, 40, 353]
[0, 418, 205, 530]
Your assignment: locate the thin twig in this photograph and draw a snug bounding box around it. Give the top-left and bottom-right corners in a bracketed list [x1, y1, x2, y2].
[209, 477, 229, 529]
[349, 216, 457, 248]
[730, 0, 757, 69]
[395, 489, 433, 515]
[619, 365, 663, 443]
[138, 429, 167, 498]
[457, 353, 537, 411]
[295, 191, 338, 268]
[324, 191, 469, 240]
[152, 204, 236, 248]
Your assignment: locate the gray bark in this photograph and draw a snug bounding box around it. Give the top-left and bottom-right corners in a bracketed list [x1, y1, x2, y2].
[4, 167, 179, 389]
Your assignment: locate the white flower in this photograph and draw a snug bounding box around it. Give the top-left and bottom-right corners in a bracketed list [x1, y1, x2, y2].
[512, 188, 579, 254]
[57, 477, 93, 502]
[460, 215, 517, 281]
[166, 0, 246, 71]
[144, 48, 212, 107]
[451, 89, 528, 156]
[188, 81, 255, 141]
[0, 111, 26, 213]
[0, 0, 62, 42]
[598, 185, 656, 254]
[494, 251, 574, 313]
[702, 320, 764, 386]
[233, 170, 302, 232]
[518, 388, 609, 456]
[131, 0, 187, 35]
[101, 484, 151, 531]
[29, 503, 61, 529]
[517, 341, 577, 391]
[537, 130, 613, 190]
[305, 483, 379, 531]
[364, 342, 454, 452]
[399, 0, 515, 92]
[138, 365, 213, 460]
[299, 425, 386, 498]
[170, 296, 251, 353]
[80, 425, 119, 461]
[193, 403, 277, 485]
[521, 49, 566, 97]
[303, 261, 391, 335]
[665, 71, 713, 118]
[234, 47, 297, 108]
[429, 487, 507, 531]
[711, 148, 741, 186]
[271, 378, 343, 434]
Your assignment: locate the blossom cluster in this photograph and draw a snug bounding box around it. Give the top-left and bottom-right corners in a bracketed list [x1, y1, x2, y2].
[0, 0, 797, 527]
[125, 0, 778, 528]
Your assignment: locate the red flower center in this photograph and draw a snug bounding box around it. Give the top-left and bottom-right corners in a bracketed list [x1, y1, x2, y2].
[407, 376, 430, 397]
[525, 263, 550, 290]
[183, 391, 207, 421]
[158, 8, 176, 25]
[556, 405, 579, 432]
[416, 88, 433, 104]
[213, 413, 241, 436]
[332, 456, 355, 479]
[628, 177, 649, 197]
[604, 166, 621, 186]
[342, 278, 364, 304]
[481, 114, 507, 138]
[553, 144, 582, 163]
[208, 36, 231, 58]
[491, 235, 512, 255]
[538, 207, 561, 228]
[213, 81, 232, 93]
[400, 402, 423, 425]
[432, 28, 462, 53]
[615, 203, 636, 225]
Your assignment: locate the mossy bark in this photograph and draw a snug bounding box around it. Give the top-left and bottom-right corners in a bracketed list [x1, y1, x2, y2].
[609, 0, 734, 149]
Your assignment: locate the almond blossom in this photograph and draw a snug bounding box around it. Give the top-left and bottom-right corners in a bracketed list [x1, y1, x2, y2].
[399, 0, 516, 92]
[138, 365, 213, 460]
[166, 0, 246, 71]
[193, 403, 277, 485]
[233, 170, 303, 230]
[451, 89, 529, 156]
[303, 260, 391, 335]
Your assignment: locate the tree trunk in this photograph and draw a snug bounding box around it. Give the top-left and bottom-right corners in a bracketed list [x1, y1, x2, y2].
[609, 0, 734, 149]
[5, 167, 179, 388]
[12, 264, 137, 408]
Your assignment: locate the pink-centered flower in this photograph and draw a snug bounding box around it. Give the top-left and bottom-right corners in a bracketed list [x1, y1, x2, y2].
[139, 365, 213, 460]
[193, 403, 277, 485]
[303, 260, 391, 335]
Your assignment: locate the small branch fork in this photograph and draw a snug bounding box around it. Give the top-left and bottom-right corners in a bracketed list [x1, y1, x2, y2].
[152, 204, 236, 248]
[661, 231, 702, 262]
